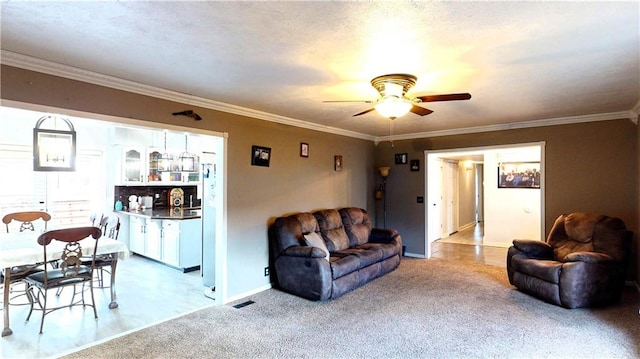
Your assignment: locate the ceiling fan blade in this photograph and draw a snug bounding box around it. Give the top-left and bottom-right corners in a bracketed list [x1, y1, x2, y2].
[410, 105, 434, 116]
[417, 93, 472, 102]
[323, 100, 374, 103]
[353, 108, 376, 117]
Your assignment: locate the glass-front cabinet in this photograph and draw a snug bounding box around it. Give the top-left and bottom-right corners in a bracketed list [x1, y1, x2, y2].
[123, 147, 144, 183]
[119, 146, 200, 185]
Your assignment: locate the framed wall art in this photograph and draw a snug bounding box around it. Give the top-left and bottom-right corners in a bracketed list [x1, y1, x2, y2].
[251, 145, 271, 167]
[395, 153, 408, 164]
[498, 162, 541, 188]
[300, 142, 309, 158]
[334, 155, 343, 171]
[410, 159, 420, 171]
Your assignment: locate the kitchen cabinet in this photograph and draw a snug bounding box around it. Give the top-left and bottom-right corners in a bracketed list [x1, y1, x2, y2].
[146, 221, 162, 260]
[122, 147, 145, 183]
[127, 216, 201, 272]
[129, 216, 146, 254]
[118, 145, 200, 185]
[161, 221, 181, 267]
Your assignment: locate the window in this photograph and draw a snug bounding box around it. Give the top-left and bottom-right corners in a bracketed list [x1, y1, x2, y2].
[0, 144, 104, 228]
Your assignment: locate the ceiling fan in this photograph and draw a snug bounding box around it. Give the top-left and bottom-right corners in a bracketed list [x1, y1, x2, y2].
[325, 73, 471, 120]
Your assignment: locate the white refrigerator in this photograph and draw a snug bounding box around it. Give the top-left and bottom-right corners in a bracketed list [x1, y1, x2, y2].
[201, 152, 217, 298]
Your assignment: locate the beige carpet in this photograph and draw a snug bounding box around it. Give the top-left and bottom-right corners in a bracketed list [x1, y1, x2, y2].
[62, 258, 640, 358]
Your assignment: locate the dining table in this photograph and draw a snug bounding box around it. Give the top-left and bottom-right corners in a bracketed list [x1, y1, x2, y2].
[1, 230, 130, 337]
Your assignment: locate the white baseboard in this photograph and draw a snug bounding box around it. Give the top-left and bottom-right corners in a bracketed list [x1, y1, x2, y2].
[223, 283, 272, 305]
[404, 252, 426, 259]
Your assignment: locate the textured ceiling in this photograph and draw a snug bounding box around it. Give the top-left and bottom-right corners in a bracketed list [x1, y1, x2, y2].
[1, 1, 639, 138]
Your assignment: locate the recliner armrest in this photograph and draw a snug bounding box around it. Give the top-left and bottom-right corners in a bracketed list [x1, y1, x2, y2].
[283, 246, 327, 259]
[512, 239, 553, 259]
[369, 228, 399, 243]
[564, 251, 615, 263]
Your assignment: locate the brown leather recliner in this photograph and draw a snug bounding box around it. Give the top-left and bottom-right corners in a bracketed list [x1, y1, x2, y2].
[507, 212, 632, 309]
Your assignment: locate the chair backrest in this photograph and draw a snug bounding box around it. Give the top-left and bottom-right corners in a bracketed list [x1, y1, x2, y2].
[105, 216, 120, 240]
[547, 212, 631, 262]
[37, 226, 102, 284]
[2, 211, 51, 233]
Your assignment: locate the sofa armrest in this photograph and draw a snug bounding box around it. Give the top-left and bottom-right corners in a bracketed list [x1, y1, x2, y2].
[564, 251, 615, 263]
[512, 239, 553, 259]
[369, 228, 399, 243]
[283, 246, 327, 259]
[274, 249, 332, 301]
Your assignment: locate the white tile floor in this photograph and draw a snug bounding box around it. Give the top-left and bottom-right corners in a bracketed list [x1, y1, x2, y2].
[1, 255, 216, 359]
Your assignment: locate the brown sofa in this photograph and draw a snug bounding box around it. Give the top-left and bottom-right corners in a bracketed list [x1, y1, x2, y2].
[269, 207, 402, 300]
[507, 212, 632, 308]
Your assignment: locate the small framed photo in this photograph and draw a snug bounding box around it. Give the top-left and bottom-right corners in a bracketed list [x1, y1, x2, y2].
[300, 142, 309, 158]
[334, 155, 343, 171]
[251, 145, 271, 167]
[395, 153, 408, 164]
[498, 162, 541, 188]
[410, 159, 420, 171]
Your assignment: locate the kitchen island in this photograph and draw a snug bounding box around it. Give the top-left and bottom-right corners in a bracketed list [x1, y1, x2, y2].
[118, 207, 202, 272]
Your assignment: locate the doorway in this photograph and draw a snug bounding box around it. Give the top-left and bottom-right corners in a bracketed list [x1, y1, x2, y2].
[425, 142, 545, 258]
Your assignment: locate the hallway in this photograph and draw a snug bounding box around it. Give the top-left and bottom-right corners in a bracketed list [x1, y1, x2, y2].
[431, 223, 508, 267]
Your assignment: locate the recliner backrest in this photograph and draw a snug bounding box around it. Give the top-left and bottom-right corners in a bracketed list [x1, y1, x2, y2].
[547, 212, 630, 262]
[271, 212, 319, 255]
[313, 209, 350, 252]
[339, 207, 371, 246]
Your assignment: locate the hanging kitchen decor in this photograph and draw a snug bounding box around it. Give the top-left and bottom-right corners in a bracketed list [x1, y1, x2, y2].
[33, 115, 76, 171]
[159, 131, 172, 172]
[179, 134, 196, 172]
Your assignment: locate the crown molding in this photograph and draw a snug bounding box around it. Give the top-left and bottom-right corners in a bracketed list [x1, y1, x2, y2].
[0, 51, 374, 141]
[374, 111, 637, 145]
[2, 51, 636, 144]
[632, 99, 640, 124]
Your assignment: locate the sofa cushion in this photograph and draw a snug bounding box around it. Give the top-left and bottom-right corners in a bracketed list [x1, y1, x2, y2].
[339, 207, 372, 246]
[329, 254, 361, 279]
[304, 232, 330, 261]
[294, 212, 320, 234]
[510, 255, 562, 284]
[356, 242, 397, 260]
[314, 209, 350, 251]
[334, 247, 383, 268]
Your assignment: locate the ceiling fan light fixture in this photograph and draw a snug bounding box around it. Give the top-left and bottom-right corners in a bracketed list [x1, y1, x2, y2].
[375, 97, 412, 120]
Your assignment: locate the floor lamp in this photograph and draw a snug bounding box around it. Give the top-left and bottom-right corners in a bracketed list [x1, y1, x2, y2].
[378, 166, 390, 228]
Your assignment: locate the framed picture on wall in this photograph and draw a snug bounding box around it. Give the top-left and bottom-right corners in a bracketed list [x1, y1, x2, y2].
[498, 162, 541, 188]
[410, 159, 420, 171]
[395, 153, 408, 164]
[251, 145, 271, 167]
[334, 155, 343, 171]
[300, 142, 309, 157]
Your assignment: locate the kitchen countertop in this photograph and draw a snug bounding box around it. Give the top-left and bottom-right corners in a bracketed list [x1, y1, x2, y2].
[117, 207, 201, 220]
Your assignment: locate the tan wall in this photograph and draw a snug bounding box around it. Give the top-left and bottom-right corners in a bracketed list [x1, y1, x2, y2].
[0, 65, 376, 299]
[3, 64, 638, 288]
[375, 120, 638, 278]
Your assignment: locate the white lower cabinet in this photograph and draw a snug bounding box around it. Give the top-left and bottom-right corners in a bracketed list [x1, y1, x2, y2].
[161, 221, 180, 267]
[129, 216, 146, 254]
[128, 216, 202, 271]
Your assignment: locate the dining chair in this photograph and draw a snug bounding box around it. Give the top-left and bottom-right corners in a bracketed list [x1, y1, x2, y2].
[1, 211, 52, 306]
[24, 226, 102, 334]
[87, 216, 120, 288]
[56, 215, 111, 297]
[2, 211, 51, 233]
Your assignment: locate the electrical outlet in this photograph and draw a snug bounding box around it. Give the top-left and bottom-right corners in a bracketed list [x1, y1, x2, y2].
[264, 267, 270, 276]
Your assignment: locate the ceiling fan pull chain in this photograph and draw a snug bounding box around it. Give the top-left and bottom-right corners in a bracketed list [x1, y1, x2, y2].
[389, 121, 395, 148]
